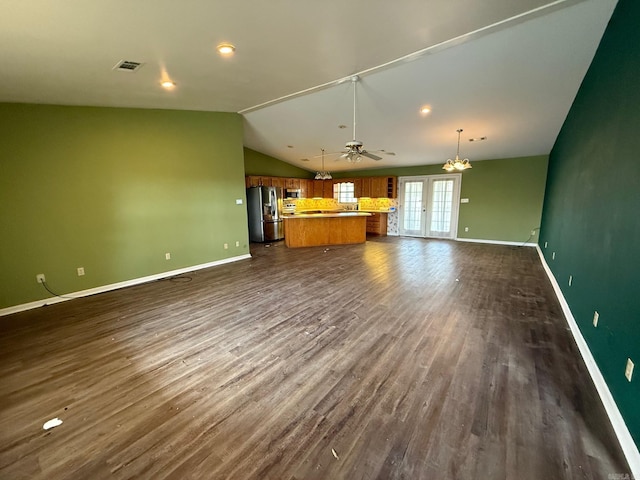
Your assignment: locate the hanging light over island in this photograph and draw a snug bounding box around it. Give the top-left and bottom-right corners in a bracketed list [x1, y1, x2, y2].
[443, 128, 472, 171]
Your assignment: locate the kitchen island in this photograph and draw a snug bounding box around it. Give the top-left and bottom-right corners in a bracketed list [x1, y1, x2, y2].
[283, 212, 371, 248]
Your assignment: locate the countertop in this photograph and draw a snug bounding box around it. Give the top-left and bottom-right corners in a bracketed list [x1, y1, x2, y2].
[283, 211, 372, 219]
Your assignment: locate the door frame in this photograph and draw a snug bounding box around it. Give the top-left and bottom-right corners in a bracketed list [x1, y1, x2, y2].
[398, 174, 462, 239]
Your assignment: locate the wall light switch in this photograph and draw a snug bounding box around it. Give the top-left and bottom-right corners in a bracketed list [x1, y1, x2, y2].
[77, 267, 85, 276]
[625, 358, 634, 382]
[165, 252, 171, 260]
[460, 198, 469, 203]
[235, 199, 243, 205]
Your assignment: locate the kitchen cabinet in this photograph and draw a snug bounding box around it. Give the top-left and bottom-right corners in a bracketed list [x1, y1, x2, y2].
[271, 177, 285, 189]
[359, 177, 372, 197]
[370, 177, 388, 198]
[311, 180, 323, 198]
[323, 180, 335, 198]
[285, 178, 300, 189]
[366, 212, 388, 236]
[355, 176, 397, 198]
[300, 179, 313, 198]
[246, 176, 270, 188]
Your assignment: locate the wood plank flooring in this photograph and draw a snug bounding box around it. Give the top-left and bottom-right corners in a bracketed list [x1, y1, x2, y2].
[0, 237, 631, 479]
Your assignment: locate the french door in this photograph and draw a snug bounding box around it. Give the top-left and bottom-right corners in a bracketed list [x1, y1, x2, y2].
[398, 174, 461, 239]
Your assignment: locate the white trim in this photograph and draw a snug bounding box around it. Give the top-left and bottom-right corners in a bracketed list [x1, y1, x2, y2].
[536, 245, 640, 477]
[456, 237, 537, 247]
[0, 254, 252, 317]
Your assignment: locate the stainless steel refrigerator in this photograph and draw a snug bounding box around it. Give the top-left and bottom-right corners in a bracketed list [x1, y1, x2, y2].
[246, 186, 284, 242]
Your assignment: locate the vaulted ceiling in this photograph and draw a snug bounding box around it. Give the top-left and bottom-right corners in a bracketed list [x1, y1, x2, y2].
[0, 0, 617, 172]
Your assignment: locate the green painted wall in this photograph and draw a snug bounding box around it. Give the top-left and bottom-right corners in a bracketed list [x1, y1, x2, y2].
[539, 0, 639, 447]
[244, 147, 314, 178]
[335, 155, 549, 243]
[0, 103, 249, 310]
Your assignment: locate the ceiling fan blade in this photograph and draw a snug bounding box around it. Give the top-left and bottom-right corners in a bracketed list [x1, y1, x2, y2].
[361, 151, 383, 161]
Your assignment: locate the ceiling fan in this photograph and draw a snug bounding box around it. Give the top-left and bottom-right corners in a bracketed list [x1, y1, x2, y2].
[335, 75, 390, 162]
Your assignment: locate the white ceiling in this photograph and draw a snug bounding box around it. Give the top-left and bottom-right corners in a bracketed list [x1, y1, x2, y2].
[0, 0, 616, 172]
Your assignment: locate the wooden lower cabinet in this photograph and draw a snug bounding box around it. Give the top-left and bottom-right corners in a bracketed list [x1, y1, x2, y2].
[366, 212, 388, 235]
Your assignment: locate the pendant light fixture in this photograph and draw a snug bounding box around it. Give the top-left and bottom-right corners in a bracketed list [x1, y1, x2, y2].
[442, 128, 472, 171]
[314, 148, 332, 180]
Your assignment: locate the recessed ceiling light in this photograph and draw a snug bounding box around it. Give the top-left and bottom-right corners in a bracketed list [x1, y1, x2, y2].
[468, 136, 487, 142]
[161, 80, 176, 89]
[419, 105, 431, 114]
[217, 43, 236, 56]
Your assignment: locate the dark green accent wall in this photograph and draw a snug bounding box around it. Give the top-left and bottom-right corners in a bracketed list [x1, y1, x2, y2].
[0, 103, 249, 310]
[336, 155, 549, 243]
[244, 147, 314, 178]
[539, 0, 640, 447]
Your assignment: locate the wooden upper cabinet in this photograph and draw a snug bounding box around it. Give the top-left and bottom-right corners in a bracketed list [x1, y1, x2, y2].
[370, 177, 388, 198]
[246, 176, 268, 188]
[299, 179, 312, 198]
[245, 175, 396, 198]
[323, 180, 335, 198]
[285, 178, 301, 189]
[270, 177, 284, 189]
[356, 176, 397, 198]
[360, 177, 372, 197]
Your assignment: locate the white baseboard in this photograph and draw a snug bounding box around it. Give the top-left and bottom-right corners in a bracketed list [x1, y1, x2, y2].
[0, 254, 252, 317]
[536, 245, 640, 477]
[456, 237, 537, 247]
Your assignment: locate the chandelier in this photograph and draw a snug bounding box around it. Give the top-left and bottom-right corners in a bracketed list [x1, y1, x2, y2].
[442, 128, 472, 171]
[314, 148, 332, 180]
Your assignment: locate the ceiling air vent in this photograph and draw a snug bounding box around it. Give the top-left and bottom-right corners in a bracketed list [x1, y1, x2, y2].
[113, 60, 144, 72]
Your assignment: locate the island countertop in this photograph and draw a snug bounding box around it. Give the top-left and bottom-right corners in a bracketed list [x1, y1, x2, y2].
[283, 211, 372, 219]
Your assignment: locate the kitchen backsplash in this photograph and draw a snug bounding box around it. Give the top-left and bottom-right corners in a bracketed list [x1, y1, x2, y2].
[287, 197, 399, 235]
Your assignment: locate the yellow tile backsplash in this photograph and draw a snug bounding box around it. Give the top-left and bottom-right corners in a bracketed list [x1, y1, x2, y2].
[292, 197, 397, 212]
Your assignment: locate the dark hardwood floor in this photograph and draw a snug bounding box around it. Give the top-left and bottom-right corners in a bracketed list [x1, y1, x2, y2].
[0, 237, 630, 479]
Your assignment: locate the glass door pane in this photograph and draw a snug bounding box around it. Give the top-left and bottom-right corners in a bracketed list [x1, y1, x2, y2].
[400, 181, 425, 236]
[426, 178, 458, 238]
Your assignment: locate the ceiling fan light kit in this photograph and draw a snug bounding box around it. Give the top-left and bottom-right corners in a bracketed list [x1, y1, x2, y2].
[443, 128, 472, 171]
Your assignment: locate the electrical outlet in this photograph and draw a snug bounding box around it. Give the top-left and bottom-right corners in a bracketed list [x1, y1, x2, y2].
[568, 275, 572, 286]
[36, 273, 46, 284]
[77, 267, 85, 276]
[165, 252, 171, 260]
[235, 241, 240, 247]
[464, 227, 469, 232]
[625, 358, 634, 382]
[531, 230, 536, 236]
[593, 311, 599, 327]
[224, 243, 228, 250]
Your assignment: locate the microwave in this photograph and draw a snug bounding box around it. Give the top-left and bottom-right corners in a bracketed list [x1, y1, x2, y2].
[285, 188, 301, 198]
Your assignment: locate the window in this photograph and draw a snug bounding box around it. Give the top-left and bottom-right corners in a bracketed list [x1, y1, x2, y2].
[334, 182, 357, 203]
